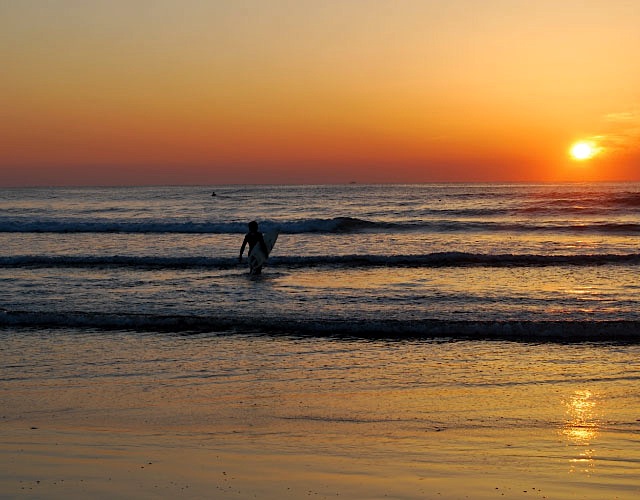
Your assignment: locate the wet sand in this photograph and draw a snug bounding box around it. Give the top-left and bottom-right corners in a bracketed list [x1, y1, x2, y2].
[2, 330, 639, 499]
[3, 422, 638, 499]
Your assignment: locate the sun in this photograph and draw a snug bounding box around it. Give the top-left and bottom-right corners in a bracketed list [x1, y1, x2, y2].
[569, 141, 596, 161]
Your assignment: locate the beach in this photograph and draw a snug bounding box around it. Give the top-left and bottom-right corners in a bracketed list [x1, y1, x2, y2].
[2, 183, 640, 498]
[5, 0, 640, 495]
[2, 330, 640, 499]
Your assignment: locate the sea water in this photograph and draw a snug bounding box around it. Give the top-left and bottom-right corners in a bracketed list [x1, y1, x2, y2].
[2, 183, 640, 336]
[2, 183, 640, 498]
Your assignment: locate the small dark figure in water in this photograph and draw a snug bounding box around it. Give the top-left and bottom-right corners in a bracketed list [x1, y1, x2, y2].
[239, 221, 268, 274]
[211, 191, 216, 197]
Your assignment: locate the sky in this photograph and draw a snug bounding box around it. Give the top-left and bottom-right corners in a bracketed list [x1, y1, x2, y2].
[2, 0, 640, 186]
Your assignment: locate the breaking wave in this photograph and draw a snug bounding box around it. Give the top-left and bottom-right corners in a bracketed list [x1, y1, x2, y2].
[3, 252, 640, 269]
[1, 309, 639, 342]
[2, 216, 640, 234]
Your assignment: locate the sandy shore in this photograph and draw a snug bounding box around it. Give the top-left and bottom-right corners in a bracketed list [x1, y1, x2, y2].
[3, 419, 639, 499]
[2, 331, 640, 499]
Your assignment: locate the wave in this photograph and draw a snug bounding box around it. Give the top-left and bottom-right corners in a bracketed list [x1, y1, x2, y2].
[2, 216, 640, 234]
[3, 252, 640, 270]
[0, 219, 248, 234]
[0, 217, 377, 234]
[612, 192, 640, 207]
[2, 309, 639, 342]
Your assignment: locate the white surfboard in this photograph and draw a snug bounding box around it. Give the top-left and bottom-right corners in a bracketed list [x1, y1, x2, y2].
[248, 230, 278, 274]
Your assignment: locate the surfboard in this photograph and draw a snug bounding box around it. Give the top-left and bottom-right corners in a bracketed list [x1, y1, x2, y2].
[248, 230, 278, 274]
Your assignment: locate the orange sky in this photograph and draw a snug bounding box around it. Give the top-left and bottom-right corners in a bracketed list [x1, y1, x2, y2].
[2, 0, 640, 186]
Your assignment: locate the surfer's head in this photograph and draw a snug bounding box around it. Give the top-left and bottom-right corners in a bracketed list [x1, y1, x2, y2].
[248, 221, 259, 232]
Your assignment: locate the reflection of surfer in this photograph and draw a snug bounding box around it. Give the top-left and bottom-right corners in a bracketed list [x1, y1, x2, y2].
[239, 221, 268, 274]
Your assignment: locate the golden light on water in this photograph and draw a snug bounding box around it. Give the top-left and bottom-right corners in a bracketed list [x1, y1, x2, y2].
[563, 389, 599, 444]
[562, 389, 600, 474]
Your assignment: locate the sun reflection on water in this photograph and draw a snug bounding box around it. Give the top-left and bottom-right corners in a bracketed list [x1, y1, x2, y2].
[562, 389, 600, 474]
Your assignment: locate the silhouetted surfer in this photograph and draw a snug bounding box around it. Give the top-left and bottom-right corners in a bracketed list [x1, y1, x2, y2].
[239, 221, 268, 274]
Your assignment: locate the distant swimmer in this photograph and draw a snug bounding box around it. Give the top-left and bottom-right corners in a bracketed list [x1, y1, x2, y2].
[211, 191, 216, 197]
[239, 221, 268, 275]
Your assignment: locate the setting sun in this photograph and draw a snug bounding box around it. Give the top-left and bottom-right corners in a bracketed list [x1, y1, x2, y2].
[1, 1, 640, 185]
[570, 141, 597, 161]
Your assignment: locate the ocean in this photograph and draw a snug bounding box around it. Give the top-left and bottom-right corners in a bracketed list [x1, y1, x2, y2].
[2, 182, 640, 338]
[2, 183, 640, 498]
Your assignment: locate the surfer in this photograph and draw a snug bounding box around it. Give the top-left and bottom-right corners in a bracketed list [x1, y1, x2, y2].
[239, 221, 269, 274]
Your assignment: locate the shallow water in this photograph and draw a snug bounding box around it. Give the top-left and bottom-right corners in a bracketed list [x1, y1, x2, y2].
[2, 183, 640, 497]
[2, 183, 640, 338]
[2, 329, 640, 498]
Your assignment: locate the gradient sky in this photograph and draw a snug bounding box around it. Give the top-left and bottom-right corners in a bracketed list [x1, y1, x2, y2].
[2, 0, 640, 186]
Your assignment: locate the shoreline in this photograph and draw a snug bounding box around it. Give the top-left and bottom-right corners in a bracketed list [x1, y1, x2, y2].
[2, 330, 640, 499]
[4, 424, 637, 500]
